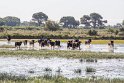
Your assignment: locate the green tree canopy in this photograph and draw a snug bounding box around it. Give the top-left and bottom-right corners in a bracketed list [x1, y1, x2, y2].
[80, 15, 91, 27]
[45, 20, 60, 31]
[32, 12, 48, 26]
[60, 16, 79, 28]
[90, 13, 107, 28]
[122, 20, 124, 26]
[3, 16, 20, 26]
[0, 18, 5, 26]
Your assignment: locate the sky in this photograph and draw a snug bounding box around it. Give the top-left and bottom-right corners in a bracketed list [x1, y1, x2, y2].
[0, 0, 124, 25]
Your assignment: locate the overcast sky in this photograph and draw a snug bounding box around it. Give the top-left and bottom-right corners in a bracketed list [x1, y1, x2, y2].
[0, 0, 124, 25]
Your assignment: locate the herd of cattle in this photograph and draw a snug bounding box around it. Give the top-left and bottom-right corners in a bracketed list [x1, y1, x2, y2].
[6, 36, 114, 50]
[15, 39, 82, 50]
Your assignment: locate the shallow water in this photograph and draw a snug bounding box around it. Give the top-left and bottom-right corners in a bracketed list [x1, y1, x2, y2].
[0, 41, 124, 53]
[0, 57, 124, 79]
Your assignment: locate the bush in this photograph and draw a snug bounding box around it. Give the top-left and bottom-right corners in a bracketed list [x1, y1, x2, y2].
[45, 20, 60, 31]
[119, 28, 124, 32]
[88, 30, 98, 36]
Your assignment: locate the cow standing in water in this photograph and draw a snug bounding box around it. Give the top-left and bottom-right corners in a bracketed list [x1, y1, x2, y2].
[67, 39, 81, 50]
[108, 40, 114, 52]
[55, 40, 61, 49]
[29, 40, 35, 48]
[85, 39, 92, 48]
[23, 40, 28, 46]
[7, 35, 11, 44]
[15, 41, 22, 49]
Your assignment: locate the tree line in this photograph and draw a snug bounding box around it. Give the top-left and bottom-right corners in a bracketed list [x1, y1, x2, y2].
[0, 12, 124, 30]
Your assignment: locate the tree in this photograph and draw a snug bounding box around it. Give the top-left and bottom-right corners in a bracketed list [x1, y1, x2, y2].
[45, 20, 60, 31]
[0, 18, 5, 26]
[32, 12, 48, 26]
[90, 13, 107, 28]
[3, 16, 20, 26]
[115, 30, 119, 35]
[88, 29, 98, 36]
[80, 15, 91, 27]
[122, 20, 124, 26]
[60, 16, 79, 28]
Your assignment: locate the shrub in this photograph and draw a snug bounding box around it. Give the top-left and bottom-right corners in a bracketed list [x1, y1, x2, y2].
[88, 30, 98, 36]
[85, 67, 96, 72]
[45, 20, 60, 31]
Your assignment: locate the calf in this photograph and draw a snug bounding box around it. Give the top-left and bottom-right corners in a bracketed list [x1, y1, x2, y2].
[67, 40, 73, 49]
[7, 35, 11, 44]
[108, 40, 114, 52]
[15, 41, 22, 49]
[85, 39, 92, 48]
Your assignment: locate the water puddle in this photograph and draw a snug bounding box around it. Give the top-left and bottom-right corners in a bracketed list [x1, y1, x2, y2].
[0, 56, 124, 79]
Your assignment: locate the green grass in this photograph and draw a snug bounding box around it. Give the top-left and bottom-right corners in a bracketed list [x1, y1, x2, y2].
[85, 67, 96, 72]
[0, 50, 124, 59]
[0, 73, 124, 83]
[0, 27, 124, 39]
[0, 72, 123, 83]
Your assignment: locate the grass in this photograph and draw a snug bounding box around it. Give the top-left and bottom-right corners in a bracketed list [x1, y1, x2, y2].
[85, 67, 96, 72]
[0, 73, 124, 83]
[0, 28, 124, 40]
[86, 58, 97, 62]
[0, 50, 124, 59]
[74, 69, 82, 74]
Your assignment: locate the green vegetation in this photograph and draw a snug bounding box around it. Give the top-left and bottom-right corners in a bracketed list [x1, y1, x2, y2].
[85, 67, 96, 72]
[88, 29, 98, 36]
[0, 50, 124, 59]
[0, 73, 123, 83]
[0, 27, 124, 39]
[45, 20, 60, 31]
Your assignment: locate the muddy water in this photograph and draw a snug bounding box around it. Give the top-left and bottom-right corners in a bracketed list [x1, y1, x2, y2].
[0, 57, 124, 79]
[0, 41, 124, 53]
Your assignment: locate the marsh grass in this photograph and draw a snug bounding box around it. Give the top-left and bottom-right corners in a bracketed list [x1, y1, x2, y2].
[86, 67, 96, 73]
[0, 73, 27, 81]
[0, 73, 124, 83]
[74, 69, 82, 74]
[44, 68, 52, 72]
[0, 50, 123, 59]
[86, 58, 97, 62]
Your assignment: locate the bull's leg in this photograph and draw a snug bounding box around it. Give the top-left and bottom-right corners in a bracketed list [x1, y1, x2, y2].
[79, 45, 81, 50]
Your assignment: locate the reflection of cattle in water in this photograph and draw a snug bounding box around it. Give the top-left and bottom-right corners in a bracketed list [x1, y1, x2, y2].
[85, 39, 92, 48]
[108, 40, 114, 52]
[15, 41, 22, 49]
[67, 39, 81, 50]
